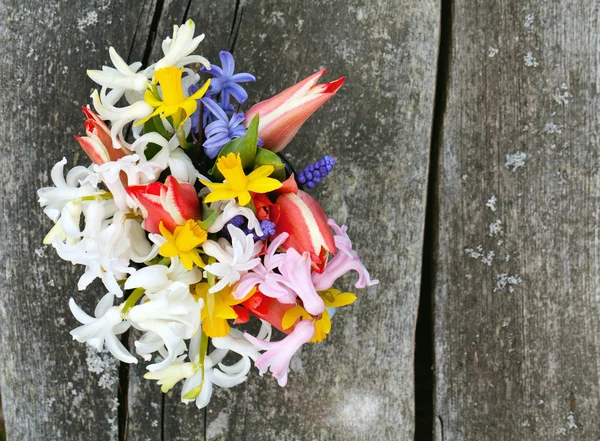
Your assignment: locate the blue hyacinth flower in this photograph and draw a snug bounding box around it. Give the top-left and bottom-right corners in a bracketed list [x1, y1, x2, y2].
[203, 51, 256, 110]
[201, 97, 247, 158]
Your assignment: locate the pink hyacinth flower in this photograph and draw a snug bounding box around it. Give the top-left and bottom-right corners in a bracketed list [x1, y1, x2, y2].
[312, 219, 379, 291]
[233, 232, 297, 304]
[244, 320, 315, 387]
[279, 248, 325, 316]
[244, 69, 344, 153]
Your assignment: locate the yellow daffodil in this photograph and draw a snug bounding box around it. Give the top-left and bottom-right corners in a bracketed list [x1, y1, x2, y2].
[200, 153, 282, 206]
[136, 66, 210, 128]
[194, 283, 255, 337]
[158, 220, 207, 270]
[282, 289, 357, 343]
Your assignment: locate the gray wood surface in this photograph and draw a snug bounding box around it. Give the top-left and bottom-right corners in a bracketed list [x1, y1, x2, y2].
[0, 1, 154, 440]
[125, 0, 440, 440]
[433, 1, 600, 440]
[0, 1, 439, 441]
[203, 0, 439, 439]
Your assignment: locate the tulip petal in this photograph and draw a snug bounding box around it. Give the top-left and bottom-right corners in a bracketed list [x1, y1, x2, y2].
[274, 191, 335, 271]
[164, 176, 201, 224]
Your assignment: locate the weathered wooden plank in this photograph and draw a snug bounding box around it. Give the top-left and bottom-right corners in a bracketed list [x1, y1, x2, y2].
[124, 2, 239, 440]
[200, 1, 439, 440]
[434, 1, 600, 439]
[0, 2, 154, 440]
[125, 0, 440, 439]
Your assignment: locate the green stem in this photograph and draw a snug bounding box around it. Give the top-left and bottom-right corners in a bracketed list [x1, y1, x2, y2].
[75, 192, 113, 204]
[198, 331, 209, 386]
[121, 288, 145, 315]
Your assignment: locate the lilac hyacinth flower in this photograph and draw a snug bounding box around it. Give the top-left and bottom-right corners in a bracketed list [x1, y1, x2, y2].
[244, 320, 316, 387]
[203, 51, 256, 110]
[201, 97, 247, 158]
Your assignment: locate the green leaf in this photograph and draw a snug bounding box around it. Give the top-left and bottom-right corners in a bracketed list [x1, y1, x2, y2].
[254, 147, 286, 181]
[254, 147, 283, 168]
[209, 115, 259, 180]
[198, 202, 218, 230]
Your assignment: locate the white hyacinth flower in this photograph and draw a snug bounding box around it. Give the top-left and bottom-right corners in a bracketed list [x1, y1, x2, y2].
[91, 90, 153, 150]
[87, 47, 149, 106]
[124, 257, 203, 294]
[69, 293, 136, 363]
[181, 329, 264, 409]
[202, 225, 262, 293]
[144, 355, 197, 393]
[53, 201, 158, 296]
[153, 19, 210, 71]
[92, 154, 164, 210]
[127, 282, 202, 372]
[130, 133, 198, 184]
[208, 199, 264, 236]
[38, 158, 103, 223]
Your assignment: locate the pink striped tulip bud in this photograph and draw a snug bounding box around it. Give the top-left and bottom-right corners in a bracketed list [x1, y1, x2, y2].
[274, 190, 336, 272]
[126, 176, 201, 234]
[75, 107, 128, 165]
[244, 69, 344, 152]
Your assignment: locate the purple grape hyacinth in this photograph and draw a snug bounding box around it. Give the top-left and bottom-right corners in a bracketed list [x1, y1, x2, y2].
[203, 51, 256, 110]
[220, 216, 276, 242]
[297, 156, 336, 189]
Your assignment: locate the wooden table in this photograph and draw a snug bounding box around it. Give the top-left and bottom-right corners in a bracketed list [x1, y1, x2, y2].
[0, 0, 598, 440]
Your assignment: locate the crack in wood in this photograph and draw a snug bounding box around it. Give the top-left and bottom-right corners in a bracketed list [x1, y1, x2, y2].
[142, 0, 167, 67]
[415, 0, 452, 440]
[118, 330, 131, 441]
[181, 0, 193, 24]
[228, 0, 243, 54]
[127, 0, 152, 63]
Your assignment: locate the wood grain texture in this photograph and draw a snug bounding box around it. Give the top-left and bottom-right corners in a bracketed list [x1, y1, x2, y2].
[201, 1, 440, 440]
[434, 1, 600, 440]
[0, 1, 154, 440]
[125, 0, 440, 440]
[0, 0, 439, 440]
[123, 3, 241, 441]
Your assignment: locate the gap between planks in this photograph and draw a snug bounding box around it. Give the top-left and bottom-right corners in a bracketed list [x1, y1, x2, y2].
[414, 0, 453, 440]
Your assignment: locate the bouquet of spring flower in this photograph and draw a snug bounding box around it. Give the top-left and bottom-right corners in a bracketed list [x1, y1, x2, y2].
[37, 20, 378, 408]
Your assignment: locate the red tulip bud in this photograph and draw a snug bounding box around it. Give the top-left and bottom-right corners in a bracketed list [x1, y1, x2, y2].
[245, 69, 344, 153]
[126, 176, 200, 234]
[274, 190, 336, 272]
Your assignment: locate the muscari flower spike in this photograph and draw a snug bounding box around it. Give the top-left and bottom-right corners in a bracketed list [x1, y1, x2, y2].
[297, 155, 336, 189]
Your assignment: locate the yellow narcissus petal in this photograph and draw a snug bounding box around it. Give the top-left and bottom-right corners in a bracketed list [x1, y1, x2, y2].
[138, 67, 210, 129]
[246, 176, 283, 193]
[143, 89, 163, 107]
[311, 310, 331, 343]
[217, 154, 248, 190]
[246, 165, 275, 181]
[201, 153, 282, 205]
[158, 220, 207, 270]
[319, 288, 357, 308]
[159, 242, 179, 258]
[174, 220, 207, 252]
[203, 316, 231, 338]
[195, 284, 242, 338]
[282, 305, 312, 330]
